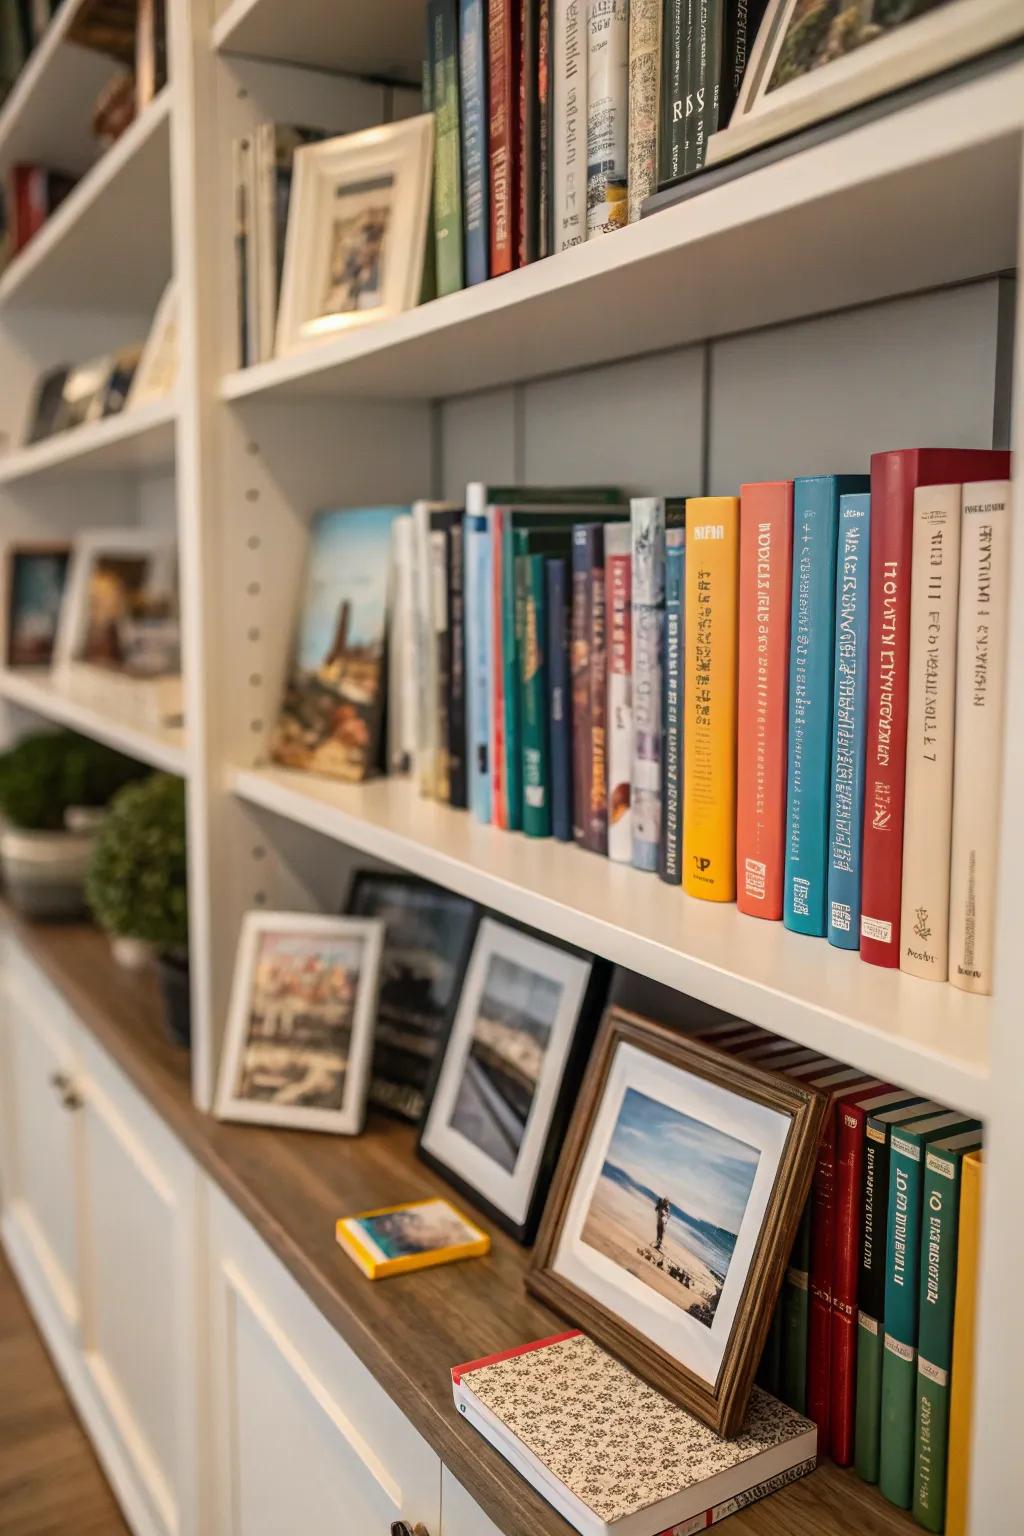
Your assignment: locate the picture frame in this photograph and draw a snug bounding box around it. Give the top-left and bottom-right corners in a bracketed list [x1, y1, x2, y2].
[527, 1007, 825, 1435]
[275, 114, 434, 359]
[215, 911, 385, 1135]
[2, 543, 72, 668]
[345, 870, 479, 1123]
[417, 915, 610, 1244]
[708, 0, 1024, 167]
[54, 528, 178, 674]
[26, 365, 71, 443]
[127, 280, 178, 409]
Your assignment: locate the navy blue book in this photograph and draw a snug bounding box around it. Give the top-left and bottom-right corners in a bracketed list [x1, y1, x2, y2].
[659, 523, 685, 884]
[459, 0, 489, 286]
[546, 556, 573, 842]
[827, 492, 871, 949]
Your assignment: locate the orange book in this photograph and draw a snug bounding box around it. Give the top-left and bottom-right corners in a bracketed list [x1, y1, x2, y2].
[735, 482, 793, 919]
[683, 496, 740, 901]
[945, 1149, 983, 1536]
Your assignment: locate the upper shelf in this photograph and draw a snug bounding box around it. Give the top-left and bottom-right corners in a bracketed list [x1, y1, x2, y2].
[230, 764, 990, 1120]
[221, 57, 1023, 405]
[0, 668, 187, 777]
[0, 0, 116, 183]
[0, 396, 177, 487]
[0, 88, 173, 316]
[211, 0, 425, 84]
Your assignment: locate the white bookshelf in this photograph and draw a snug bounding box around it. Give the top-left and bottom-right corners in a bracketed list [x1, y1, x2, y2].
[0, 3, 1022, 1531]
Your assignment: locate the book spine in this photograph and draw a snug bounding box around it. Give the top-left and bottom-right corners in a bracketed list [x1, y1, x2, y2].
[685, 0, 717, 176]
[660, 526, 685, 884]
[632, 497, 665, 872]
[518, 0, 539, 265]
[945, 1152, 982, 1536]
[466, 516, 492, 821]
[880, 1131, 927, 1509]
[830, 1103, 866, 1466]
[683, 497, 740, 900]
[736, 482, 793, 918]
[948, 481, 1011, 994]
[780, 1200, 811, 1413]
[448, 518, 468, 807]
[413, 505, 440, 797]
[585, 0, 629, 238]
[913, 1147, 967, 1532]
[826, 493, 871, 949]
[488, 0, 521, 275]
[491, 508, 508, 826]
[605, 524, 633, 863]
[431, 527, 452, 801]
[552, 0, 586, 249]
[899, 483, 960, 980]
[432, 0, 465, 296]
[502, 518, 524, 831]
[460, 0, 490, 285]
[855, 1117, 892, 1484]
[521, 553, 551, 836]
[387, 515, 417, 775]
[571, 527, 593, 846]
[627, 0, 660, 223]
[547, 557, 574, 841]
[719, 0, 768, 127]
[658, 0, 685, 185]
[587, 527, 609, 853]
[807, 1116, 839, 1457]
[537, 0, 552, 257]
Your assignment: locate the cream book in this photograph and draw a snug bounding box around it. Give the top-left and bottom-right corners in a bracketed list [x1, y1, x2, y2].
[452, 1331, 816, 1536]
[900, 484, 961, 980]
[948, 481, 1012, 994]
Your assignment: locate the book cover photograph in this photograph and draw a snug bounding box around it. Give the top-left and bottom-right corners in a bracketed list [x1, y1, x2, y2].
[336, 1196, 490, 1279]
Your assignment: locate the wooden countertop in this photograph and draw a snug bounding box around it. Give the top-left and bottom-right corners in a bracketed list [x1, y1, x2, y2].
[3, 910, 916, 1536]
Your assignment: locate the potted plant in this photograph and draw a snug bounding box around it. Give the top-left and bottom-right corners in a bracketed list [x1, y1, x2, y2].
[0, 731, 147, 919]
[86, 772, 190, 1045]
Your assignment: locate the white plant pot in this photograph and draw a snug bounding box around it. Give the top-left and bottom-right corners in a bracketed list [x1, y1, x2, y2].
[110, 935, 151, 970]
[0, 826, 96, 920]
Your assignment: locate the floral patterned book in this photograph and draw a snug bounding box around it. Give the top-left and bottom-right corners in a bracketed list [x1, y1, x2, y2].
[451, 1331, 816, 1536]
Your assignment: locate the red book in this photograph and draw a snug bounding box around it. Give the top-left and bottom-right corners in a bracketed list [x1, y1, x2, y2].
[735, 481, 793, 918]
[488, 0, 522, 277]
[859, 447, 1011, 966]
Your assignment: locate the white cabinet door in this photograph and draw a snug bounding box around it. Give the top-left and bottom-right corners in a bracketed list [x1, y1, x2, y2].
[75, 1030, 200, 1536]
[0, 956, 82, 1344]
[207, 1184, 441, 1536]
[441, 1469, 506, 1536]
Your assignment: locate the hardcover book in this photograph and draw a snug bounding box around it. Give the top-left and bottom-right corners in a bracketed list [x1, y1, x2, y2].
[658, 0, 686, 186]
[387, 515, 417, 774]
[430, 0, 465, 296]
[337, 1197, 489, 1279]
[547, 556, 574, 841]
[447, 515, 468, 808]
[631, 497, 674, 871]
[736, 481, 793, 919]
[580, 523, 608, 854]
[465, 510, 493, 820]
[460, 0, 490, 285]
[659, 521, 685, 885]
[452, 1331, 817, 1536]
[488, 0, 522, 275]
[412, 500, 460, 799]
[585, 0, 629, 238]
[518, 0, 540, 265]
[552, 0, 587, 250]
[945, 1149, 983, 1536]
[685, 0, 770, 179]
[626, 0, 660, 223]
[605, 522, 633, 862]
[826, 491, 871, 950]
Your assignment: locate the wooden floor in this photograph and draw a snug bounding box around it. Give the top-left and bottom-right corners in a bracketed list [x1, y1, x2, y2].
[0, 1247, 129, 1535]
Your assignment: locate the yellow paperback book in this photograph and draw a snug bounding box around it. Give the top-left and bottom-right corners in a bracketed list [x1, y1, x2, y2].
[336, 1197, 490, 1279]
[684, 497, 740, 901]
[945, 1149, 982, 1536]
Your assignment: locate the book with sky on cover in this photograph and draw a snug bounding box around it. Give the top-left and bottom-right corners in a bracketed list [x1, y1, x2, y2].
[337, 1197, 489, 1279]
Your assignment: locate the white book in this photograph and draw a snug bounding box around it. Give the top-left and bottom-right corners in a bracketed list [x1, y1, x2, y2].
[605, 521, 633, 862]
[452, 1331, 816, 1536]
[900, 483, 961, 981]
[411, 501, 458, 799]
[627, 0, 661, 225]
[586, 0, 630, 239]
[631, 496, 666, 872]
[948, 480, 1012, 994]
[552, 1, 588, 251]
[387, 515, 417, 775]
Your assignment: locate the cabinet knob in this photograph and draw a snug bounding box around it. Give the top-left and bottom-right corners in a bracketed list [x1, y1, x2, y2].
[49, 1071, 71, 1093]
[60, 1088, 84, 1111]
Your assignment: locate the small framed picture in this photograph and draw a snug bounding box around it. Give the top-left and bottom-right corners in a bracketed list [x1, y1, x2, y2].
[527, 1008, 825, 1435]
[128, 280, 178, 409]
[3, 544, 71, 667]
[275, 114, 434, 358]
[346, 871, 479, 1122]
[215, 912, 384, 1135]
[54, 529, 177, 673]
[336, 1197, 490, 1280]
[418, 917, 609, 1244]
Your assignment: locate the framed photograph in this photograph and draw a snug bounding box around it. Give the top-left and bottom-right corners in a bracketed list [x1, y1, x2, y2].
[62, 355, 117, 431]
[26, 365, 70, 443]
[345, 871, 479, 1122]
[127, 280, 178, 409]
[215, 911, 384, 1134]
[275, 114, 434, 358]
[54, 529, 177, 674]
[709, 0, 1024, 166]
[418, 917, 609, 1244]
[3, 544, 71, 667]
[527, 1008, 825, 1435]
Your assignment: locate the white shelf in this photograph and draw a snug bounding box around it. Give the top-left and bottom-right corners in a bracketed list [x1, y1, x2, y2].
[221, 58, 1023, 405]
[0, 88, 173, 315]
[229, 764, 990, 1118]
[0, 397, 177, 487]
[0, 669, 187, 776]
[0, 0, 115, 182]
[211, 0, 425, 84]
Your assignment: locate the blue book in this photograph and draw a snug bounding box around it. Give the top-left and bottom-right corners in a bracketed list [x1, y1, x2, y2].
[465, 511, 491, 822]
[546, 557, 573, 842]
[659, 524, 685, 884]
[827, 493, 871, 948]
[459, 0, 489, 286]
[784, 474, 868, 936]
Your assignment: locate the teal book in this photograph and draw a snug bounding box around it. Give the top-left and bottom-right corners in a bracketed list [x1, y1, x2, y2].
[429, 0, 464, 296]
[514, 529, 573, 837]
[878, 1111, 981, 1509]
[826, 492, 870, 950]
[912, 1129, 983, 1532]
[784, 475, 868, 936]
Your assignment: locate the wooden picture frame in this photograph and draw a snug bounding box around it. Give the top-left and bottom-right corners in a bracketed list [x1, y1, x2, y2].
[527, 1007, 825, 1435]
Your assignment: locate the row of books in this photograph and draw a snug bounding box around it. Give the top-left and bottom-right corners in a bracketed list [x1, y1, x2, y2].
[705, 1019, 981, 1535]
[395, 450, 1011, 993]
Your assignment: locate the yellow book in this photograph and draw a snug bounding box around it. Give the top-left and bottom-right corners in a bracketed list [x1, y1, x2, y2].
[946, 1149, 982, 1536]
[683, 496, 740, 901]
[336, 1196, 490, 1279]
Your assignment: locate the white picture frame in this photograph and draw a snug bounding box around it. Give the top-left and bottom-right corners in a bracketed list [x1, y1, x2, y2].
[54, 528, 178, 676]
[215, 911, 385, 1135]
[708, 0, 1024, 167]
[275, 114, 434, 359]
[127, 280, 179, 409]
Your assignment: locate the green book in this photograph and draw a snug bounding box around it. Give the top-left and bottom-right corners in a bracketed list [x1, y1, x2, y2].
[878, 1111, 981, 1509]
[854, 1099, 943, 1484]
[429, 0, 464, 296]
[514, 532, 573, 838]
[912, 1130, 983, 1532]
[780, 1200, 810, 1412]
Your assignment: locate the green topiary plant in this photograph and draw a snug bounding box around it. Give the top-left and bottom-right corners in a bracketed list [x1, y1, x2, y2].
[85, 773, 188, 953]
[0, 730, 149, 831]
